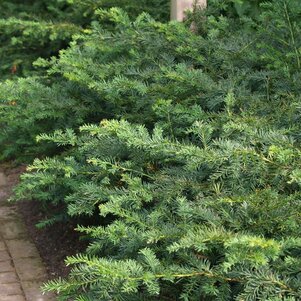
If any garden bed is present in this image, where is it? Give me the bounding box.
[18,199,87,279]
[2,165,86,279]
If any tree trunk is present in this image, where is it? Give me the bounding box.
[171,0,207,21]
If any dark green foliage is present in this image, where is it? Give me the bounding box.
[0,9,214,160]
[258,0,301,74]
[67,0,170,23]
[206,0,264,18]
[0,0,169,79]
[2,0,301,300]
[0,0,80,79]
[0,2,169,161]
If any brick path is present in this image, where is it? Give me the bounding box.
[0,170,55,301]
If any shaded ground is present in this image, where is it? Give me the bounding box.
[19,200,87,278]
[2,164,87,279]
[0,165,55,300]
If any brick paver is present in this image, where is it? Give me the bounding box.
[0,170,56,301]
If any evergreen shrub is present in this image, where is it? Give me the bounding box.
[10,0,301,299]
[0,1,169,160]
[0,0,169,79]
[1,0,301,300]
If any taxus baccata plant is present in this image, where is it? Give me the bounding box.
[0,4,170,161]
[7,0,301,299]
[0,0,80,79]
[0,0,169,79]
[21,117,301,300]
[2,0,298,161]
[0,9,221,161]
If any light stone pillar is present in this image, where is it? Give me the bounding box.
[171,0,207,21]
[0,172,6,187]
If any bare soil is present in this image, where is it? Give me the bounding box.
[1,164,86,279]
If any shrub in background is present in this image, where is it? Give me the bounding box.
[0,10,214,160]
[0,2,170,160]
[0,0,80,79]
[0,0,169,79]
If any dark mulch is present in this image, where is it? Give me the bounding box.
[3,164,87,279]
[18,200,87,279]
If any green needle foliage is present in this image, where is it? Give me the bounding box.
[2,0,301,300]
[0,2,169,160]
[0,0,169,79]
[24,116,301,300]
[0,0,80,79]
